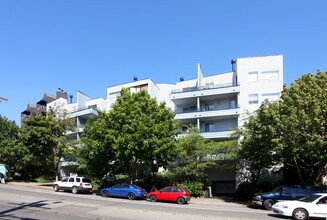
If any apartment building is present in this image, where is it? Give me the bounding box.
[105,55,283,194]
[173,55,283,140]
[21,54,283,192]
[21,89,68,125]
[46,90,106,177]
[169,55,283,194]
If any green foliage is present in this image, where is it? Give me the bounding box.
[236,182,256,201]
[277,70,327,184]
[20,109,76,180]
[179,181,204,197]
[236,101,281,184]
[0,115,26,179]
[174,127,238,184]
[237,70,327,185]
[79,89,179,181]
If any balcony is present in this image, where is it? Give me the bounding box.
[178,130,235,140]
[171,83,240,102]
[175,107,240,120]
[67,106,99,119]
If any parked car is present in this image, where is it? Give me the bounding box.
[252,186,312,210]
[53,176,93,194]
[100,183,147,200]
[272,193,327,220]
[147,186,191,204]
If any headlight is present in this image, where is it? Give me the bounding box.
[255,196,261,200]
[274,204,288,209]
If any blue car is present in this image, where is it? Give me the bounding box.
[100,183,147,200]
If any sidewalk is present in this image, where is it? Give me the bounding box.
[190,196,248,208]
[7,181,248,208]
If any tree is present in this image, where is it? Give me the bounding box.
[236,101,281,185]
[0,115,27,179]
[174,127,238,184]
[79,89,179,182]
[20,109,76,180]
[277,70,327,184]
[237,70,327,185]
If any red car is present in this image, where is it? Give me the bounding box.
[147,186,191,204]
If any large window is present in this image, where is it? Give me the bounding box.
[248,71,258,82]
[249,94,259,104]
[261,70,279,81]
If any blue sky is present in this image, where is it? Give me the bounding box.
[1,0,326,126]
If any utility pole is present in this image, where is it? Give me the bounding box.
[0,97,8,102]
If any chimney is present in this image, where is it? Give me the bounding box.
[133,76,138,81]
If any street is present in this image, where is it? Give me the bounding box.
[0,183,281,220]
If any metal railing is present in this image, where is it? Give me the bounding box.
[171,82,240,94]
[175,105,240,114]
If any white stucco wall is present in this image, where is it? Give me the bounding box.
[236,55,283,127]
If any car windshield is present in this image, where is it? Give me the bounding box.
[299,194,321,202]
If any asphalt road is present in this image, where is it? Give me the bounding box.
[0,183,281,220]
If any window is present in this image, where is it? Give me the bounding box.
[205,123,214,132]
[69,178,75,182]
[248,71,258,82]
[204,103,214,111]
[249,94,259,104]
[261,70,279,81]
[163,187,172,192]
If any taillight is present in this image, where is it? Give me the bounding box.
[80,182,83,186]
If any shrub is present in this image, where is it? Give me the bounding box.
[179,181,204,197]
[236,182,256,201]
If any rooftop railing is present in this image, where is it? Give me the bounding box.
[171,82,239,94]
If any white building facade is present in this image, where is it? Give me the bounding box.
[25,54,283,191]
[104,55,283,195]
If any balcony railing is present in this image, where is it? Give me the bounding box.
[175,106,240,114]
[68,105,97,114]
[171,82,240,94]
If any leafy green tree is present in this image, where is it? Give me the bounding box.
[277,70,327,184]
[79,88,179,182]
[0,115,27,179]
[237,70,326,185]
[174,127,238,184]
[236,101,281,185]
[20,109,76,180]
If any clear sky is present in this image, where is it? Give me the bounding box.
[0,0,326,126]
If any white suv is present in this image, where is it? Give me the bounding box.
[53,176,93,194]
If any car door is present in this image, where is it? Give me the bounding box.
[280,188,298,200]
[120,184,130,197]
[159,187,174,201]
[311,196,327,218]
[58,177,69,190]
[110,184,122,197]
[66,177,75,190]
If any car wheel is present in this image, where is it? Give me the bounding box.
[102,190,109,197]
[72,186,78,194]
[128,193,135,200]
[263,199,274,210]
[53,185,59,192]
[149,195,157,202]
[177,197,185,205]
[292,208,308,220]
